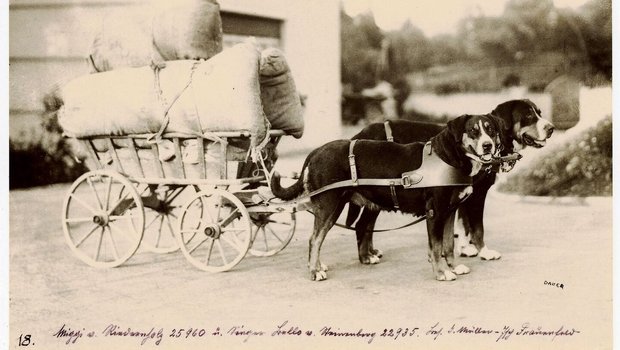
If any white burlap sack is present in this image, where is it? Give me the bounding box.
[89,0,223,72]
[59,42,268,148]
[259,48,304,138]
[151,0,223,61]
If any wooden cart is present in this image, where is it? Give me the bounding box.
[61,130,298,272]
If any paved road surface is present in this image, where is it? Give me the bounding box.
[8,161,612,349]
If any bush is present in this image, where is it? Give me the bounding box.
[9,112,87,189]
[497,116,612,196]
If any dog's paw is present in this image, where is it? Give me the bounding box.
[371,248,384,258]
[452,264,470,275]
[436,270,457,281]
[310,269,328,281]
[460,244,479,257]
[479,246,501,260]
[360,254,381,265]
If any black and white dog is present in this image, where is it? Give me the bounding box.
[346,99,554,264]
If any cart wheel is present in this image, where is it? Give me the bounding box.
[177,189,252,272]
[62,170,144,268]
[249,212,296,257]
[135,185,190,254]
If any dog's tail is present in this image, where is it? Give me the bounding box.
[270,170,305,201]
[345,203,361,227]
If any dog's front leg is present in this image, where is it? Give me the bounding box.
[426,201,456,281]
[443,210,470,276]
[462,178,502,260]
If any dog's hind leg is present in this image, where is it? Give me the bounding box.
[308,194,347,281]
[355,209,381,264]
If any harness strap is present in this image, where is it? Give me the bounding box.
[389,182,399,209]
[384,121,394,142]
[296,175,465,203]
[349,140,359,186]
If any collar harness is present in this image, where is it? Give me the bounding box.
[347,138,472,208]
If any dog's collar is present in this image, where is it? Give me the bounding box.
[465,151,522,173]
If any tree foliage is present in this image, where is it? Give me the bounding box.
[340,0,611,90]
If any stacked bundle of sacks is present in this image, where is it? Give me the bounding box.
[54,0,303,177]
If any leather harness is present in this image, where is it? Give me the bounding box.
[285,121,520,209]
[347,138,472,208]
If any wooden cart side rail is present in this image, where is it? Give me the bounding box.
[74,129,287,141]
[124,175,266,186]
[75,129,287,182]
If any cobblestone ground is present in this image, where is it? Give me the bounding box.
[8,155,612,349]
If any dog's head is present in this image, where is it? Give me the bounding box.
[492,99,554,151]
[435,114,504,176]
[456,114,503,162]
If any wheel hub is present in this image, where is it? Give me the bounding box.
[93,212,109,226]
[203,224,221,239]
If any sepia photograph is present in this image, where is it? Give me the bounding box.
[4,0,613,348]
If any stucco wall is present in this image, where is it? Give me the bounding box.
[9,0,341,148]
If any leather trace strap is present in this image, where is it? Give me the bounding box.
[384,121,394,142]
[389,182,400,209]
[349,140,359,186]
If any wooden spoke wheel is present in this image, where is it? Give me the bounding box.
[177,189,252,272]
[62,170,144,268]
[249,212,296,257]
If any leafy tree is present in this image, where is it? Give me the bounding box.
[340,10,383,89]
[384,20,433,79]
[578,0,612,80]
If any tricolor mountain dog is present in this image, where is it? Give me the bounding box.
[270,114,504,281]
[347,99,554,264]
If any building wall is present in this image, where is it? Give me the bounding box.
[9,0,341,148]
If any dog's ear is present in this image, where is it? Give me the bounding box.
[446,114,470,142]
[491,100,517,131]
[489,114,507,150]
